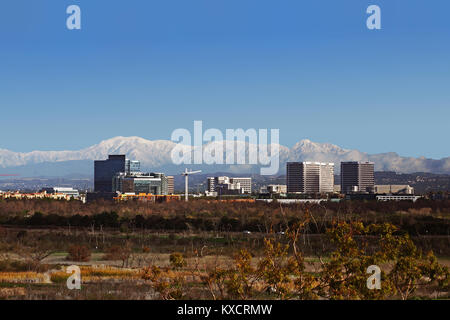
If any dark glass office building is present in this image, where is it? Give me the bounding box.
[340,161,375,194]
[94,155,126,192]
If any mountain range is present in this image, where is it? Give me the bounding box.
[0,136,448,177]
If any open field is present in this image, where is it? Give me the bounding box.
[0,226,449,300]
[0,199,449,300]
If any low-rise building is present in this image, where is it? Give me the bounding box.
[114,193,181,203]
[230,178,252,193]
[41,187,80,199]
[113,172,169,195]
[0,190,81,201]
[257,199,327,204]
[267,184,287,194]
[215,183,244,195]
[206,176,252,195]
[376,195,421,202]
[374,185,414,195]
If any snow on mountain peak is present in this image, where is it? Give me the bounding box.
[0,136,448,174]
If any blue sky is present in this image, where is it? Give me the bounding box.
[0,0,449,158]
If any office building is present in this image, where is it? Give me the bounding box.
[341,161,375,194]
[112,172,169,195]
[286,162,334,194]
[215,183,244,195]
[376,195,421,202]
[229,178,252,194]
[167,176,174,194]
[126,160,141,174]
[267,185,287,194]
[374,185,414,195]
[207,177,216,192]
[206,176,252,195]
[1,190,81,201]
[287,162,303,193]
[94,155,126,192]
[319,163,335,193]
[94,155,143,192]
[41,187,80,199]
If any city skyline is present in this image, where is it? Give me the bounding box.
[0,0,449,306]
[0,1,449,159]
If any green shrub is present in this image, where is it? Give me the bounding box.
[169,252,186,270]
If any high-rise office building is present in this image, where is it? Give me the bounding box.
[319,163,335,193]
[287,162,303,193]
[94,155,142,192]
[286,162,334,194]
[207,177,216,192]
[340,161,375,194]
[94,155,126,192]
[167,176,174,194]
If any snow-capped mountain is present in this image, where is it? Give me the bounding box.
[0,136,448,176]
[288,139,368,163]
[0,137,177,168]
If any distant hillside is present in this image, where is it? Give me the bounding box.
[374,171,450,193]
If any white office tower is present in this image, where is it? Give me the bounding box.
[229,177,252,194]
[287,162,334,194]
[319,163,334,193]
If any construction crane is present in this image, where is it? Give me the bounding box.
[181,168,201,202]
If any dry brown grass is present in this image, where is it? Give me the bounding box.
[0,271,49,283]
[0,287,27,298]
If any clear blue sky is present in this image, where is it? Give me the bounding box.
[0,0,449,158]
